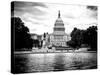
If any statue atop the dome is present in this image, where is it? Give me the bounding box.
[58,10,60,18]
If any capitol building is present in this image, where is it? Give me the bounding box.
[49,11,70,47]
[31,11,70,48]
[31,11,97,48]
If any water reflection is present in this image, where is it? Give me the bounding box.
[53,54,66,71]
[14,53,97,73]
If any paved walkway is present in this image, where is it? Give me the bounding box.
[14,50,96,54]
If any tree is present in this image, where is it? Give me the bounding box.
[85,26,97,51]
[11,17,33,50]
[68,28,83,49]
[67,40,78,49]
[67,26,97,51]
[33,39,39,48]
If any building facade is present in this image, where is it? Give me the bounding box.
[31,34,43,47]
[49,11,69,47]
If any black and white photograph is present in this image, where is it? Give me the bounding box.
[11,1,98,74]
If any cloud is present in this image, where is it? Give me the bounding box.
[11,1,47,17]
[12,1,47,10]
[16,1,46,7]
[87,6,97,11]
[12,1,48,28]
[12,2,98,34]
[63,13,75,19]
[86,6,98,19]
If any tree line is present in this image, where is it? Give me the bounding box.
[67,26,97,51]
[12,17,33,51]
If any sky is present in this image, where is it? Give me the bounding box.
[12,1,98,34]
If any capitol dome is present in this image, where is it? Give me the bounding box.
[54,11,64,26]
[53,11,65,33]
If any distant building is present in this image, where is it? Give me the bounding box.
[49,11,70,47]
[31,34,42,41]
[31,34,38,40]
[31,34,42,47]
